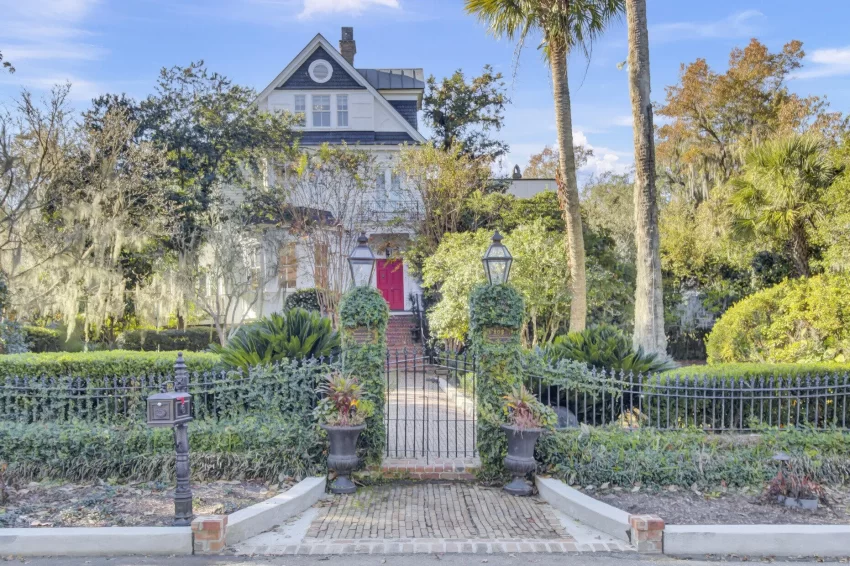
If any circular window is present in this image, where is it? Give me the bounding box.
[308,60,333,84]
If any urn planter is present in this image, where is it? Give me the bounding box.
[321,423,366,495]
[501,424,543,497]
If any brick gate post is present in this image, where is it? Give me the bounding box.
[339,285,389,466]
[468,283,525,480]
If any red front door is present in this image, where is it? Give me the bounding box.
[376,259,405,311]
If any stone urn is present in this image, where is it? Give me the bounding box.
[501,424,543,497]
[321,423,366,494]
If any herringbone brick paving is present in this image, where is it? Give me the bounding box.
[306,483,569,540]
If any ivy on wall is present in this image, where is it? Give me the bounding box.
[338,286,389,465]
[469,283,525,480]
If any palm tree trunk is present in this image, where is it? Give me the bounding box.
[790,221,810,277]
[549,37,587,332]
[627,0,667,355]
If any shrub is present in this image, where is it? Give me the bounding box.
[537,426,850,488]
[284,288,322,312]
[544,325,675,373]
[706,274,850,364]
[22,326,62,353]
[0,416,324,483]
[118,328,213,352]
[212,308,339,371]
[661,362,850,380]
[0,321,29,354]
[0,350,221,383]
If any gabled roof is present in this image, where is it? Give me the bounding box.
[255,34,426,144]
[357,68,425,90]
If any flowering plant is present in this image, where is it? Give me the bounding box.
[315,372,374,426]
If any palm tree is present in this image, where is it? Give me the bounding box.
[730,134,842,278]
[625,0,665,354]
[466,0,625,332]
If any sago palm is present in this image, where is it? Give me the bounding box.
[730,134,842,277]
[465,0,625,332]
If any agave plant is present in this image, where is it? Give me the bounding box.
[213,308,340,371]
[544,325,675,373]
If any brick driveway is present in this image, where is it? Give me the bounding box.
[307,483,568,540]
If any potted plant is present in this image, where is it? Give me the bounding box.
[501,385,556,496]
[316,373,374,495]
[766,470,824,510]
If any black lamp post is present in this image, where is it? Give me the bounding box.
[482,230,513,285]
[146,353,193,526]
[348,232,376,288]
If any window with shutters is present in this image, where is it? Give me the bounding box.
[314,242,329,289]
[279,242,297,289]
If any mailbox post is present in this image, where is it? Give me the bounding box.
[147,352,193,526]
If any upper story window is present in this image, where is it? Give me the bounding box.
[312,95,331,127]
[337,94,349,128]
[308,60,333,84]
[294,95,306,127]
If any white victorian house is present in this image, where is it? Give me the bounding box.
[220,28,427,329]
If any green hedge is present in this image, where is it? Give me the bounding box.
[706,274,850,364]
[0,416,325,483]
[537,426,850,488]
[0,350,221,382]
[22,326,62,353]
[661,362,850,380]
[118,328,214,352]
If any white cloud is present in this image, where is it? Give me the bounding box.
[610,115,633,127]
[298,0,399,19]
[508,131,632,182]
[793,46,850,79]
[0,0,104,62]
[651,10,764,43]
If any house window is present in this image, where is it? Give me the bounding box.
[314,243,329,289]
[337,95,349,127]
[375,169,387,200]
[308,59,333,84]
[389,171,403,206]
[312,95,331,128]
[279,242,297,289]
[294,95,306,127]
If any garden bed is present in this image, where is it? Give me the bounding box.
[585,485,850,525]
[0,478,296,528]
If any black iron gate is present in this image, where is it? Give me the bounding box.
[384,349,477,461]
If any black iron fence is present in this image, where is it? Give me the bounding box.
[526,367,850,431]
[0,357,337,425]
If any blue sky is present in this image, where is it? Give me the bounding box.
[3,0,850,181]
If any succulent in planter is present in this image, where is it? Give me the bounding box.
[501,385,556,496]
[766,470,825,510]
[315,373,374,494]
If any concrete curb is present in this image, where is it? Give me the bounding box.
[0,526,192,557]
[664,524,850,557]
[225,476,326,546]
[535,476,631,542]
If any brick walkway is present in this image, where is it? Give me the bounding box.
[307,483,567,540]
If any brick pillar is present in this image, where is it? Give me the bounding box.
[629,514,664,554]
[192,515,227,554]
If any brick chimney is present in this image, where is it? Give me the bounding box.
[339,27,356,66]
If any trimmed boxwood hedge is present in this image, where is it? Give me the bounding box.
[0,350,221,382]
[118,328,214,352]
[22,326,62,353]
[537,426,850,488]
[660,362,850,381]
[0,416,325,483]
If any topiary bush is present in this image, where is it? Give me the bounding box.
[212,308,339,372]
[0,350,221,384]
[22,326,62,353]
[284,288,322,312]
[544,324,675,373]
[118,328,214,352]
[706,274,850,364]
[662,362,850,381]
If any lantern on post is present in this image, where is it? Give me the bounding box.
[146,352,194,526]
[482,230,513,285]
[348,232,376,288]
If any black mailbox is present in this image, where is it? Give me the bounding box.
[146,390,193,427]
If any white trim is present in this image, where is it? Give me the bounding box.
[255,34,426,143]
[308,59,333,83]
